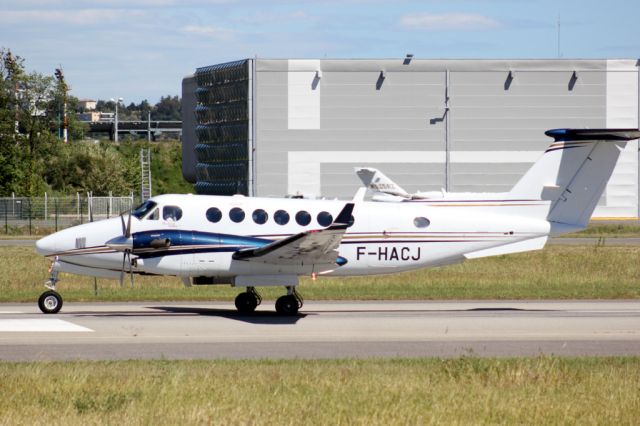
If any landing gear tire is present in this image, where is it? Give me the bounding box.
[38,290,63,314]
[235,291,258,313]
[275,295,299,315]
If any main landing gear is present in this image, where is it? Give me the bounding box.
[275,286,303,315]
[234,286,303,315]
[234,286,262,313]
[38,258,63,314]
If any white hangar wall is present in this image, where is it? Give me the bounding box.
[183,58,640,219]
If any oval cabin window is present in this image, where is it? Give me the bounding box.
[295,211,311,226]
[414,217,430,228]
[229,207,245,223]
[252,209,268,224]
[206,207,222,223]
[317,211,333,227]
[274,210,290,225]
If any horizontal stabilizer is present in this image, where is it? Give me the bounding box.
[545,128,640,142]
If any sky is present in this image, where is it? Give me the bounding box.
[1,0,639,104]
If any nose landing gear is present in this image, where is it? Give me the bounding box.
[38,257,63,314]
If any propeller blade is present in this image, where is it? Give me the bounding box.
[125,211,132,238]
[120,214,126,235]
[128,252,134,287]
[119,252,126,287]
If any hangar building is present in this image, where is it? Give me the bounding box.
[182,58,640,218]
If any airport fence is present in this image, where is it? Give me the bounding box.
[0,193,136,235]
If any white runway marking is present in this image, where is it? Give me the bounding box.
[0,311,24,314]
[0,319,93,332]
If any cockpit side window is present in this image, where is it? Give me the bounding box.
[163,205,183,221]
[132,201,157,219]
[147,208,159,220]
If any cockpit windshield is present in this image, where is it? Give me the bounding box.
[131,201,158,219]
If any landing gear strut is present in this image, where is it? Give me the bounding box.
[38,257,63,314]
[275,286,303,315]
[234,287,262,313]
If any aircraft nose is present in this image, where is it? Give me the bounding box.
[35,234,57,255]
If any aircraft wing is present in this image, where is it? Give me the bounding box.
[232,203,354,266]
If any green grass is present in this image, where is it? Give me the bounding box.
[0,358,639,425]
[564,223,640,238]
[1,243,639,303]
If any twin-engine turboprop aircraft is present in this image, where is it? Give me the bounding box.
[35,128,640,315]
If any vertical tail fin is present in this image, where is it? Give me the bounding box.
[510,128,640,227]
[355,167,411,198]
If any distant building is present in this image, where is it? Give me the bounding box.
[78,99,97,111]
[99,112,114,122]
[182,58,640,218]
[77,111,101,122]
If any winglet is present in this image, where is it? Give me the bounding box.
[330,203,354,229]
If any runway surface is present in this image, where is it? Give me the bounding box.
[1,300,639,361]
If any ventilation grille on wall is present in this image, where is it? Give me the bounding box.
[193,60,250,196]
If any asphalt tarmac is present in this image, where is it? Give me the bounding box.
[1,301,639,361]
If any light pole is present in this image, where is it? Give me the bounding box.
[110,97,123,142]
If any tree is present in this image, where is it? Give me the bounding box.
[8,67,60,195]
[0,48,85,195]
[65,96,89,140]
[139,99,152,120]
[0,50,23,194]
[154,95,181,120]
[42,140,140,195]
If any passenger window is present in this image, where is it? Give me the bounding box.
[317,211,333,227]
[252,209,268,224]
[163,206,183,221]
[229,207,245,223]
[295,211,311,226]
[147,208,159,220]
[206,207,222,223]
[274,210,290,225]
[414,217,430,228]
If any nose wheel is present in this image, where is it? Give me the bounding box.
[39,256,63,314]
[38,290,63,314]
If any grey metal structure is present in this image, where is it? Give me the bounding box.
[183,58,640,218]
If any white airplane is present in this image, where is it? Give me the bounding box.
[35,128,640,315]
[356,168,461,201]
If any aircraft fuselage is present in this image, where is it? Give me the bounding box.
[36,193,551,280]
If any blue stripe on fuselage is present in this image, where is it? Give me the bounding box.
[132,230,273,258]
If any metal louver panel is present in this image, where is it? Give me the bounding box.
[193,60,250,195]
